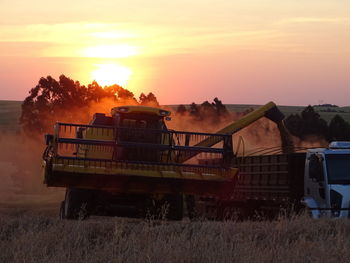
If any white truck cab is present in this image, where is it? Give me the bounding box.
[303,141,350,218]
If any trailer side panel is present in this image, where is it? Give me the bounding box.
[233,153,306,206]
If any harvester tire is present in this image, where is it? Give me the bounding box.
[59,201,65,219]
[166,194,183,221]
[62,188,91,220]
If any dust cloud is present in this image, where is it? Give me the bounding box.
[0,133,64,206]
[169,111,328,157]
[0,98,160,206]
[232,118,328,156]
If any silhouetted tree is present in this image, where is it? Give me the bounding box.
[285,114,303,138]
[189,103,200,119]
[300,106,328,138]
[285,105,329,140]
[176,104,187,115]
[181,98,230,123]
[200,101,216,118]
[212,97,230,117]
[328,115,350,141]
[108,84,136,103]
[20,75,134,135]
[139,92,159,107]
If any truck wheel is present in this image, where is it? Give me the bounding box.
[62,188,91,220]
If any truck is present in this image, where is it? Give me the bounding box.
[42,102,284,220]
[228,142,350,219]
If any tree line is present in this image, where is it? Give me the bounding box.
[285,105,350,141]
[175,98,231,124]
[20,75,350,142]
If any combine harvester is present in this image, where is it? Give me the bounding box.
[43,102,350,219]
[43,102,283,219]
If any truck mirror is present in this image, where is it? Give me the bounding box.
[309,154,324,182]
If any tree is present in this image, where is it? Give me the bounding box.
[20,75,134,135]
[200,101,216,118]
[329,115,350,141]
[176,104,187,115]
[300,106,328,138]
[285,105,328,140]
[189,102,200,119]
[183,98,230,123]
[285,114,303,138]
[139,92,159,107]
[212,97,230,118]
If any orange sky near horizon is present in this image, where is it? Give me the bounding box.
[1,0,350,106]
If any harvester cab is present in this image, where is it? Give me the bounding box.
[75,106,172,162]
[111,106,171,163]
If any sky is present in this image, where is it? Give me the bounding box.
[0,0,350,106]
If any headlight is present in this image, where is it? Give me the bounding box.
[118,107,129,113]
[159,110,170,116]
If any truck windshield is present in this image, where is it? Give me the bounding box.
[326,154,350,184]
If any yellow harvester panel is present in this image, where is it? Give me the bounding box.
[77,127,114,159]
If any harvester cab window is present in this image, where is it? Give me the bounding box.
[119,114,161,129]
[116,114,163,162]
[121,119,147,129]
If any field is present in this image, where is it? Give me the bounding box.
[1,205,350,262]
[1,100,350,262]
[0,101,22,132]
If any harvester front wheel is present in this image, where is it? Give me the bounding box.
[59,201,65,219]
[61,188,91,220]
[165,194,183,221]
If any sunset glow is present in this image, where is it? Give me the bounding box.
[91,64,132,87]
[82,45,138,59]
[1,1,350,105]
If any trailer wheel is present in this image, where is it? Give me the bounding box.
[62,188,91,220]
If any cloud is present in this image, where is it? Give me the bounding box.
[3,17,346,59]
[277,17,350,25]
[0,22,288,58]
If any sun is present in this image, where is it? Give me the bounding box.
[91,63,132,87]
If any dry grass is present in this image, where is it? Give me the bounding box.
[1,208,350,263]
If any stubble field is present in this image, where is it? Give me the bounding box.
[1,205,350,263]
